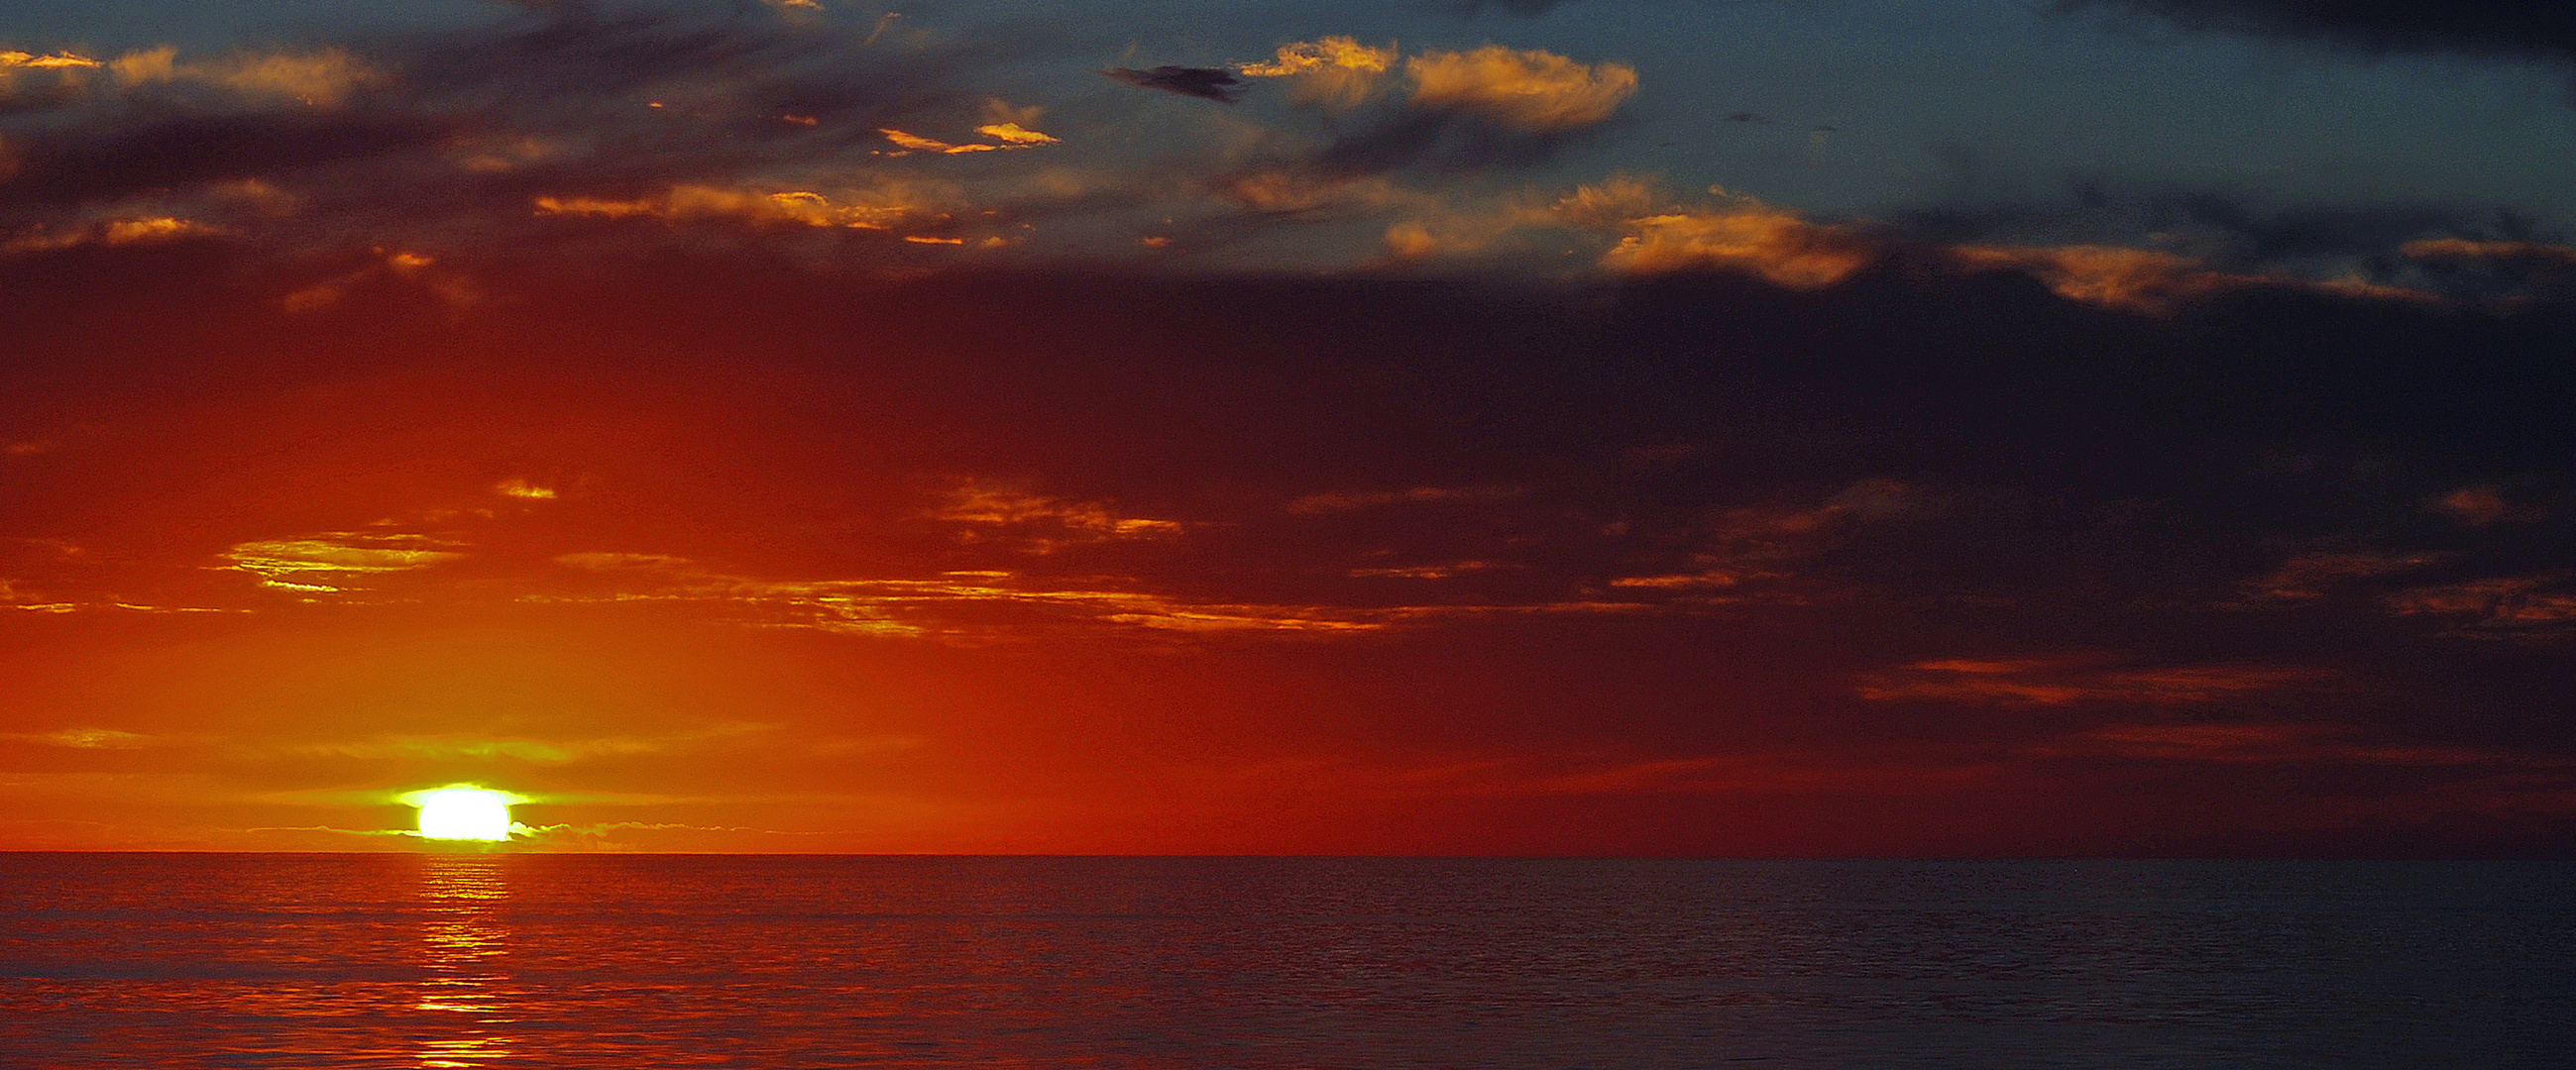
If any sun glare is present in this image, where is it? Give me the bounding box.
[403,786,518,842]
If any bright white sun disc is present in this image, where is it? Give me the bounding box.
[408,787,514,841]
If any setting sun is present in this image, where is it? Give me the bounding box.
[403,787,518,842]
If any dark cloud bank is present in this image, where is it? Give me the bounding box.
[2064,0,2576,63]
[1102,65,1244,103]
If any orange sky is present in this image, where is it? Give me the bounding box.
[6,2,2576,856]
[0,253,2569,856]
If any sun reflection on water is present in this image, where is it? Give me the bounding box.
[416,855,516,1069]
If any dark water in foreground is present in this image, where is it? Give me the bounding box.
[1,856,2570,1068]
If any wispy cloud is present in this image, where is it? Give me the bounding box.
[2032,720,2510,767]
[1858,655,2327,706]
[1285,484,1525,513]
[222,532,465,593]
[2383,573,2576,637]
[287,722,797,764]
[0,727,162,749]
[928,482,1185,550]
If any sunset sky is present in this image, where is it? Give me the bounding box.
[4,0,2574,854]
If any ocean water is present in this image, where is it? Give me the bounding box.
[1,856,2569,1069]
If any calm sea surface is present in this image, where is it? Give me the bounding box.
[2,855,2569,1068]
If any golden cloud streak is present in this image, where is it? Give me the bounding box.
[930,484,1185,549]
[0,727,157,749]
[881,125,1060,155]
[0,50,101,69]
[974,122,1059,146]
[223,534,464,591]
[293,723,777,764]
[2,217,223,255]
[534,185,923,230]
[526,553,1682,640]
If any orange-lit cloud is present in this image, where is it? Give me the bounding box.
[533,185,929,230]
[974,122,1059,146]
[2404,238,2576,268]
[881,128,999,154]
[222,533,465,593]
[1,216,223,255]
[1376,175,1653,260]
[1237,36,1398,111]
[930,483,1184,548]
[1,50,102,70]
[522,561,1414,638]
[107,46,383,107]
[278,247,478,312]
[0,727,158,749]
[1504,179,2447,311]
[1238,36,1399,78]
[1404,45,1638,131]
[1602,203,1879,287]
[880,124,1059,155]
[1950,244,2426,314]
[520,548,1691,640]
[289,722,791,764]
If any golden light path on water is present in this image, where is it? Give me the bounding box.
[417,855,515,1069]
